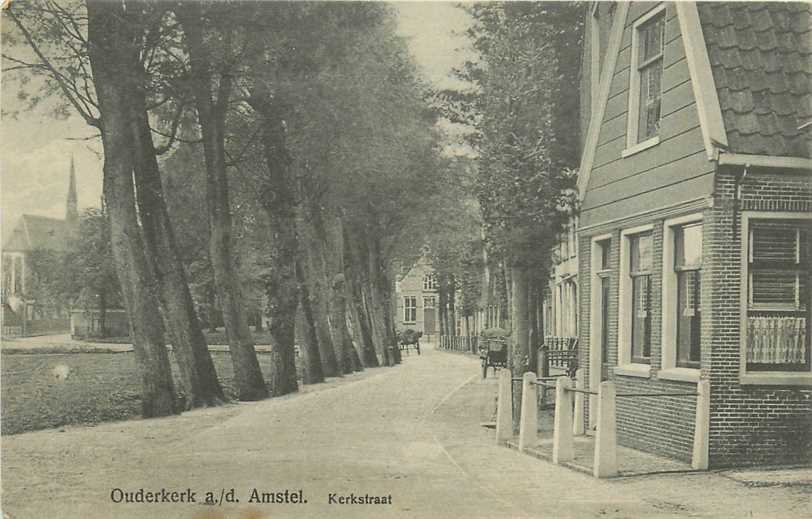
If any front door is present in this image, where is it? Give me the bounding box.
[424,306,436,335]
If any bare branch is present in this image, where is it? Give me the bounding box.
[153,101,189,155]
[225,124,261,168]
[150,128,202,146]
[65,133,101,141]
[6,9,100,127]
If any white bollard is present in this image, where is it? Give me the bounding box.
[553,376,575,463]
[593,381,618,478]
[692,379,710,470]
[518,371,538,452]
[574,369,586,436]
[495,369,513,445]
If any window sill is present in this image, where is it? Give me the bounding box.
[740,373,812,386]
[614,364,652,378]
[658,367,700,383]
[621,136,660,158]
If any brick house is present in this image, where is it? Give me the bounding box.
[576,1,810,467]
[394,255,440,338]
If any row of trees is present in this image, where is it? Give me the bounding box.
[434,2,584,374]
[4,1,457,416]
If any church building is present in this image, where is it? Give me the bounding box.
[2,159,79,331]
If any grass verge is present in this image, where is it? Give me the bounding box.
[1,350,295,435]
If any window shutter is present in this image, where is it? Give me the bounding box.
[751,270,797,306]
[751,224,797,264]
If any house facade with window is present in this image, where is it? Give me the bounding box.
[577,1,811,467]
[542,217,580,341]
[394,255,439,337]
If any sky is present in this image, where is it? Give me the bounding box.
[0,1,474,240]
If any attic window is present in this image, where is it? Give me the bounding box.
[626,6,666,152]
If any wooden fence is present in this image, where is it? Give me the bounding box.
[438,335,479,353]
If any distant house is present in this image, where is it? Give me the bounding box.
[576,1,810,468]
[394,255,439,337]
[542,216,580,341]
[2,159,79,334]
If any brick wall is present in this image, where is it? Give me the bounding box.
[706,168,812,468]
[579,224,698,463]
[578,166,812,467]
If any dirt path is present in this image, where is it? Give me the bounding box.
[2,346,809,518]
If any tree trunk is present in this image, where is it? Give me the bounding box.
[207,285,218,333]
[527,277,540,374]
[253,97,299,397]
[502,261,512,328]
[367,235,395,365]
[86,0,176,418]
[509,265,530,432]
[342,221,378,367]
[449,275,457,337]
[295,256,324,384]
[128,55,225,409]
[179,7,267,401]
[438,283,449,337]
[298,211,340,377]
[332,273,362,371]
[312,213,356,374]
[510,265,530,373]
[348,227,388,365]
[254,308,263,331]
[327,216,362,371]
[99,290,107,337]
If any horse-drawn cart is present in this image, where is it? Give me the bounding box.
[479,337,508,378]
[397,329,422,355]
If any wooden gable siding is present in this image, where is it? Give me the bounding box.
[579,4,593,157]
[581,2,715,229]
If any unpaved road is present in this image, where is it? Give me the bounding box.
[2,345,809,518]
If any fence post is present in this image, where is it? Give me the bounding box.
[553,376,575,463]
[692,379,710,470]
[518,371,538,452]
[573,368,585,436]
[539,345,550,378]
[593,381,617,478]
[495,369,513,445]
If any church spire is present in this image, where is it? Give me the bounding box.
[66,155,78,224]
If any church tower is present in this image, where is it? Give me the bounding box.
[66,156,78,225]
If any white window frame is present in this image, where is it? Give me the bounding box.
[589,233,613,425]
[660,213,703,383]
[740,211,812,386]
[423,272,437,291]
[403,296,417,324]
[616,223,654,378]
[624,3,667,158]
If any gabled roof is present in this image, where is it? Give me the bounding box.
[577,1,810,201]
[698,2,811,158]
[2,215,71,253]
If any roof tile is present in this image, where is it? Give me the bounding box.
[699,2,811,157]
